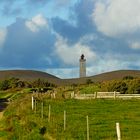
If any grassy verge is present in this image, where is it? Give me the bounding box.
[1,94,140,140]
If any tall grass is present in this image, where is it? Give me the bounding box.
[1,94,140,140]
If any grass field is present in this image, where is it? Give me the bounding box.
[0,93,140,140]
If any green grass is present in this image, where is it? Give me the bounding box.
[1,94,140,140]
[45,99,140,140]
[0,91,13,99]
[0,91,23,100]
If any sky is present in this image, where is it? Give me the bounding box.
[0,0,140,79]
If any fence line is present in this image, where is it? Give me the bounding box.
[30,93,137,139]
[30,100,131,139]
[74,92,140,99]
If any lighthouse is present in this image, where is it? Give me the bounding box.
[79,54,86,78]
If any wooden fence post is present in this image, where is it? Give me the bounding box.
[95,92,97,99]
[64,110,66,131]
[114,91,116,99]
[32,96,34,110]
[71,91,74,99]
[53,93,56,99]
[35,99,36,114]
[116,122,121,140]
[48,104,51,122]
[86,115,89,140]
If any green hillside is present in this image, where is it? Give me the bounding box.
[0,92,140,140]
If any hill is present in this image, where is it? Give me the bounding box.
[0,70,140,85]
[64,70,140,84]
[0,70,59,80]
[0,70,62,85]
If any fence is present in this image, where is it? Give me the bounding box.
[31,99,122,140]
[73,92,140,99]
[29,95,140,140]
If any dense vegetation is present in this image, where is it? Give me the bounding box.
[100,76,140,94]
[0,78,55,91]
[78,76,140,94]
[0,75,140,94]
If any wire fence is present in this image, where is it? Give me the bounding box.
[31,97,124,140]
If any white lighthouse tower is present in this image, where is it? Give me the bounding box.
[79,54,86,78]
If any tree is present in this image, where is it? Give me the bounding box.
[123,76,134,80]
[81,85,100,94]
[107,80,128,94]
[86,79,93,84]
[0,80,10,90]
[8,77,19,89]
[31,78,55,88]
[17,81,25,88]
[127,79,140,94]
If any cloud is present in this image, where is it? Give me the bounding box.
[93,0,140,37]
[87,52,140,77]
[46,52,140,78]
[46,67,79,79]
[0,17,56,69]
[89,57,128,75]
[79,34,98,44]
[0,0,50,16]
[25,14,48,32]
[0,0,73,18]
[129,41,140,50]
[52,0,95,43]
[27,0,49,5]
[55,0,71,7]
[0,0,23,16]
[55,34,96,66]
[0,28,7,47]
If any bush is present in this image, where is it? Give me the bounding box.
[0,80,10,90]
[81,85,99,94]
[40,126,46,135]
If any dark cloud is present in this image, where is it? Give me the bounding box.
[52,0,96,43]
[52,17,81,43]
[0,17,60,69]
[74,0,95,29]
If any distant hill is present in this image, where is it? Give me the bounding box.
[64,70,140,85]
[0,70,61,85]
[0,70,140,85]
